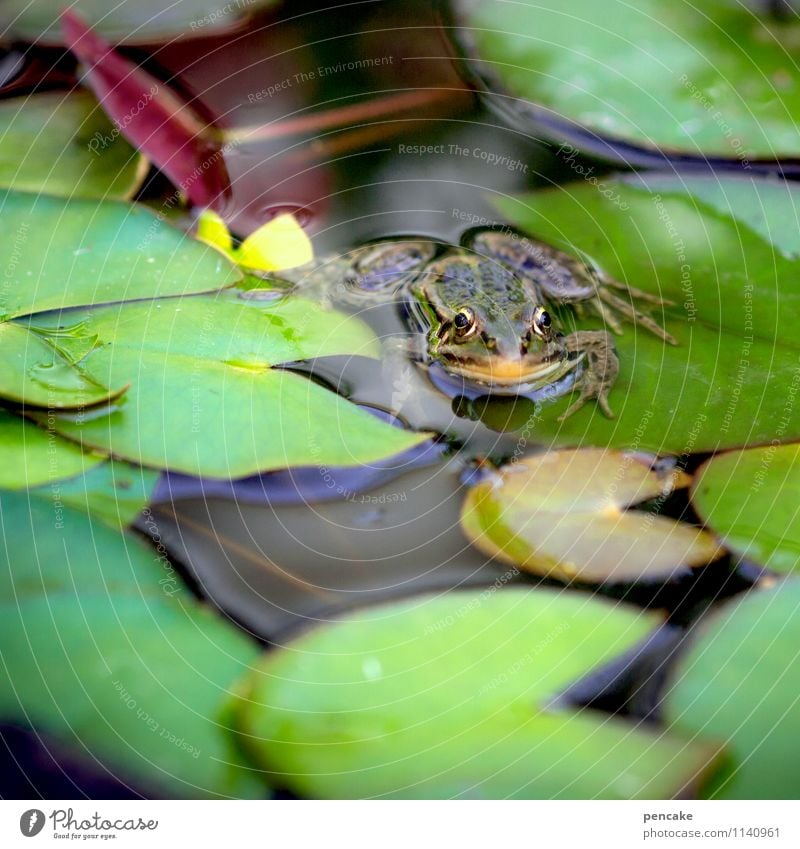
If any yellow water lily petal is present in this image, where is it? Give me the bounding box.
[196,209,233,253]
[236,213,313,271]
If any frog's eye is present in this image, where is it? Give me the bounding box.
[453,307,477,339]
[532,307,552,336]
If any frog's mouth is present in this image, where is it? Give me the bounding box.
[438,353,576,389]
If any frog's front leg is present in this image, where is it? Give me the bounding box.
[560,330,619,420]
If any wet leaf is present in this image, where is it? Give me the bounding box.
[0,91,146,198]
[35,459,160,527]
[461,0,800,160]
[62,12,230,211]
[0,410,104,489]
[0,190,242,321]
[664,580,800,799]
[2,0,277,45]
[0,321,125,408]
[29,295,430,477]
[0,489,262,798]
[231,588,723,799]
[496,174,800,452]
[692,444,800,574]
[461,449,720,583]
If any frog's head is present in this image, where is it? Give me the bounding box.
[412,254,569,388]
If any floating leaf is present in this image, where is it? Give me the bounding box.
[692,444,800,574]
[35,459,160,527]
[2,0,277,45]
[0,489,262,798]
[0,190,242,321]
[231,588,722,799]
[461,449,720,583]
[459,0,800,160]
[0,91,146,198]
[664,580,800,799]
[0,410,104,489]
[29,295,430,477]
[495,174,800,452]
[62,11,230,211]
[0,321,125,408]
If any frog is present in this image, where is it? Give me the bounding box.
[250,227,676,420]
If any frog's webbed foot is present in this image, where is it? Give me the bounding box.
[591,271,678,345]
[560,330,619,420]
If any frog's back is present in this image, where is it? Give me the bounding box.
[417,252,528,320]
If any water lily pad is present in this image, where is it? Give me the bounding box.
[692,444,800,574]
[36,459,160,527]
[461,450,720,583]
[231,589,723,799]
[0,92,146,199]
[495,174,800,452]
[0,489,262,798]
[0,489,159,602]
[29,295,429,477]
[459,0,800,160]
[0,321,124,408]
[1,0,277,45]
[664,580,800,799]
[0,410,104,489]
[0,190,242,321]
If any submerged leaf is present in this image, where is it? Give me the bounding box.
[231,588,723,799]
[461,450,720,583]
[692,444,800,574]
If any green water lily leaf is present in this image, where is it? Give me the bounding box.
[232,588,723,799]
[0,410,104,488]
[0,489,262,798]
[33,459,160,527]
[692,444,800,574]
[1,0,278,44]
[461,449,720,583]
[0,488,161,602]
[29,295,428,477]
[0,92,146,199]
[496,174,800,453]
[0,321,125,408]
[664,580,800,799]
[0,190,242,321]
[462,0,800,160]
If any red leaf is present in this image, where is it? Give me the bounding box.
[61,9,230,211]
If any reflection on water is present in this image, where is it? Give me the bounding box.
[147,455,517,641]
